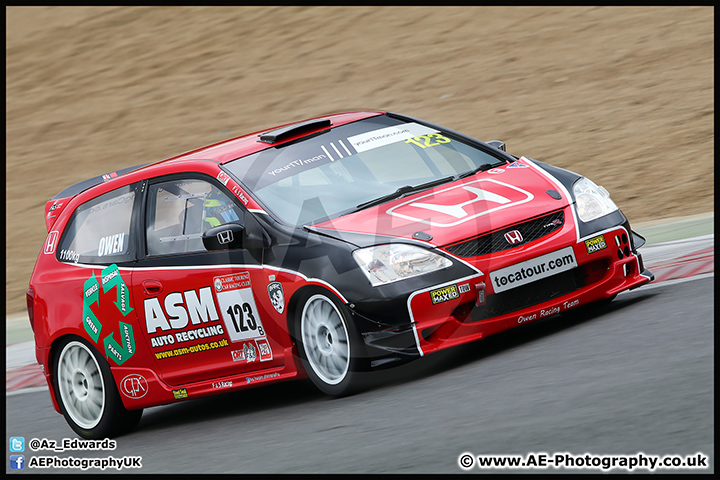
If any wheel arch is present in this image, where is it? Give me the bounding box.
[285,283,348,343]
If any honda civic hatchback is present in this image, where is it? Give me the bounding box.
[27,110,653,438]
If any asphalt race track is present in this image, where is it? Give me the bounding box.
[5,274,713,474]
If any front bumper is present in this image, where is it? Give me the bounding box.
[351,216,653,365]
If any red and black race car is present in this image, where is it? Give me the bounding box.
[27,110,653,438]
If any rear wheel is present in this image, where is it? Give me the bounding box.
[54,337,142,438]
[296,292,364,396]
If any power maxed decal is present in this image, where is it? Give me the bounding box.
[584,234,608,254]
[430,284,460,304]
[82,264,135,365]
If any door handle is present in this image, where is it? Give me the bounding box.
[142,280,163,296]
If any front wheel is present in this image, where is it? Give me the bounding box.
[53,337,142,438]
[295,292,365,396]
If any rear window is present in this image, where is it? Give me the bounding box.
[58,185,137,264]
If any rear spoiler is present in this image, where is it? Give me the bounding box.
[45,163,149,232]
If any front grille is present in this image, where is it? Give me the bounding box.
[444,210,565,258]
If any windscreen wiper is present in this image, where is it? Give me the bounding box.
[356,176,455,211]
[457,162,499,179]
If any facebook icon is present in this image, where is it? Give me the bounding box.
[9,454,25,470]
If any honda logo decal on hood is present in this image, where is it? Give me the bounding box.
[386,179,534,227]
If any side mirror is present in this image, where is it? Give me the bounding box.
[486,140,506,152]
[202,222,245,251]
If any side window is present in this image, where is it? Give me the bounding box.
[58,185,137,264]
[146,178,243,256]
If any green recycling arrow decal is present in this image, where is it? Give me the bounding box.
[104,321,135,365]
[82,273,102,343]
[101,264,133,316]
[82,264,136,365]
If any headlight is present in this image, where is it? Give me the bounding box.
[573,177,619,223]
[353,244,453,286]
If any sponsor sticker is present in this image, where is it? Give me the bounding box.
[243,341,257,362]
[212,381,233,389]
[231,349,245,362]
[246,372,280,384]
[347,122,438,153]
[584,234,608,254]
[516,298,581,324]
[430,284,460,305]
[120,374,148,399]
[506,161,529,168]
[144,286,222,343]
[256,338,273,361]
[230,340,266,363]
[172,388,188,400]
[491,246,578,293]
[46,201,63,219]
[217,171,231,185]
[268,281,285,314]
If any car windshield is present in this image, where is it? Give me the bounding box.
[223,114,507,226]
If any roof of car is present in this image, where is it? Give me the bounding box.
[162,110,384,165]
[52,110,385,200]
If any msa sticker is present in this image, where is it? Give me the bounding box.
[172,388,188,400]
[430,284,460,305]
[491,246,578,293]
[584,235,608,254]
[214,272,266,343]
[347,123,438,153]
[255,338,273,361]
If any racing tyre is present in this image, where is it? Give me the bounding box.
[53,337,142,439]
[295,291,365,397]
